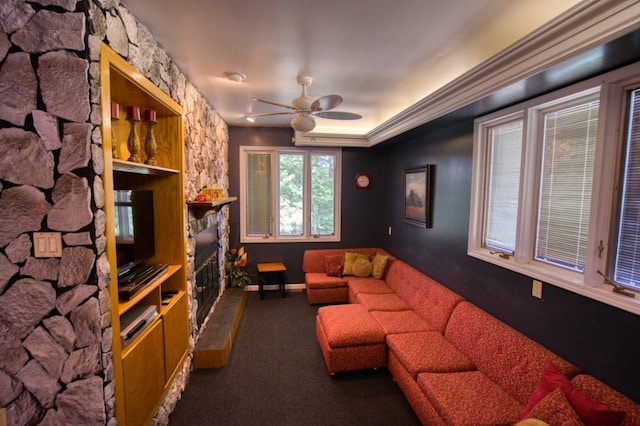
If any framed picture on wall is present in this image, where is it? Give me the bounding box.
[402,165,433,228]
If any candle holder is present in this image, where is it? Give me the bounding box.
[126,106,141,163]
[111,101,120,159]
[143,109,159,166]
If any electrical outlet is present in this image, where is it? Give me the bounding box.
[532,280,543,299]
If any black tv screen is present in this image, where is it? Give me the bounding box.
[114,190,155,269]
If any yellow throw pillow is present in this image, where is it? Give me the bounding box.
[371,253,389,279]
[343,252,369,275]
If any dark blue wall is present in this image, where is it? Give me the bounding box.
[376,115,640,404]
[227,127,386,283]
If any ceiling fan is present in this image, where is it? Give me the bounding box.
[248,75,362,132]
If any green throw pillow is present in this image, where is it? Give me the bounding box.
[343,252,369,275]
[371,253,389,279]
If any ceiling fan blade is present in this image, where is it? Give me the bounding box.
[313,111,362,120]
[249,111,297,118]
[253,98,296,111]
[311,95,343,112]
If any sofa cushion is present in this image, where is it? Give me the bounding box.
[355,292,411,311]
[371,253,389,279]
[352,257,373,277]
[386,331,476,379]
[521,361,626,426]
[370,310,437,335]
[317,304,385,348]
[325,254,344,277]
[571,375,640,426]
[347,277,393,296]
[305,272,347,289]
[525,388,583,425]
[444,301,580,404]
[417,370,523,425]
[384,261,463,333]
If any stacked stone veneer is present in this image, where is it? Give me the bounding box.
[0,1,229,425]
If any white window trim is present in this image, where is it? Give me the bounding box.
[469,62,640,316]
[239,145,342,243]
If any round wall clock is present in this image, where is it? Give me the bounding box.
[355,173,371,189]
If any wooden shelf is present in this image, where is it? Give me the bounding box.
[112,159,180,176]
[187,196,237,218]
[118,265,182,315]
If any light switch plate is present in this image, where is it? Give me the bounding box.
[33,232,62,258]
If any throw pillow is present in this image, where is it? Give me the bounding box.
[371,253,389,279]
[325,254,344,277]
[520,361,626,426]
[525,388,582,426]
[343,252,369,275]
[352,258,373,277]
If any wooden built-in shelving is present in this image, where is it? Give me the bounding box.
[100,42,189,426]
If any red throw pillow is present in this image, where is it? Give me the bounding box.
[325,254,344,277]
[520,361,625,426]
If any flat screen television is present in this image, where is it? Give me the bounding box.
[114,190,155,274]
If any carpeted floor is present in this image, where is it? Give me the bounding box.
[168,290,421,425]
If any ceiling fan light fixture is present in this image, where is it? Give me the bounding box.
[224,71,246,82]
[290,113,315,132]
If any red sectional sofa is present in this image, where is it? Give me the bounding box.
[303,248,640,426]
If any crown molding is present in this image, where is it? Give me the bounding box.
[365,0,640,146]
[293,131,369,147]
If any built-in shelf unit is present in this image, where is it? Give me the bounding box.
[100,43,189,426]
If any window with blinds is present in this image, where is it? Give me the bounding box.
[536,100,599,271]
[613,88,640,290]
[240,146,341,242]
[469,63,640,314]
[484,120,523,252]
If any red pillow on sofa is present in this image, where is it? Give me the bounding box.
[520,361,625,426]
[325,254,344,277]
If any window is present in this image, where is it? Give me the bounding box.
[240,146,341,242]
[469,62,640,314]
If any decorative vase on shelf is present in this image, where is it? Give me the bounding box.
[126,106,142,163]
[143,109,159,166]
[111,101,120,159]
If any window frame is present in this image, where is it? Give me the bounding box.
[239,145,342,243]
[468,62,640,315]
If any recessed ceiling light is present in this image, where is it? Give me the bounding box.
[224,71,246,82]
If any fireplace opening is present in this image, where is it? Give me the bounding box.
[194,223,220,327]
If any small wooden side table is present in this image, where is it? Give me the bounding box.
[256,262,287,300]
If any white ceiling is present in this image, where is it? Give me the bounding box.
[121,0,582,137]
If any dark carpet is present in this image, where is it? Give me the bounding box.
[168,290,421,425]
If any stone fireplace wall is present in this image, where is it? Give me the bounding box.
[0,1,229,425]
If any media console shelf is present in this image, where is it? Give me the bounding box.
[100,42,189,426]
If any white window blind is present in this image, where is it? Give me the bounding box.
[536,101,599,271]
[614,88,640,289]
[484,120,523,252]
[246,152,272,236]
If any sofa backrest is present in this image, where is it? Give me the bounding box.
[302,248,395,274]
[385,260,463,333]
[571,374,640,425]
[445,301,580,404]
